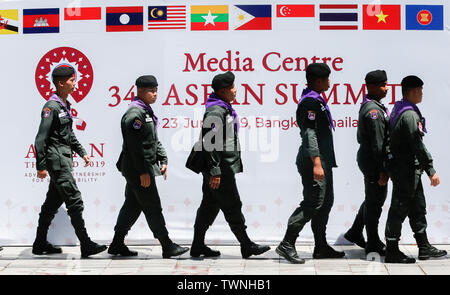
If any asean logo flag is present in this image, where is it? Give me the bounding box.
[363,5,400,30]
[232,5,271,30]
[106,6,143,32]
[23,8,59,34]
[406,5,443,31]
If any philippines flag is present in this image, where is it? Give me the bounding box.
[406,5,443,31]
[106,6,143,32]
[319,4,358,30]
[23,8,59,34]
[232,5,271,30]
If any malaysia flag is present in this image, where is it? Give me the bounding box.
[23,8,59,34]
[106,6,143,32]
[232,5,271,30]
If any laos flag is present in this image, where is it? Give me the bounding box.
[232,5,271,30]
[106,6,143,32]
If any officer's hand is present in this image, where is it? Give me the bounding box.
[83,155,91,167]
[378,172,389,186]
[37,170,48,179]
[210,176,221,189]
[429,173,440,187]
[160,164,167,180]
[313,165,325,181]
[140,173,151,188]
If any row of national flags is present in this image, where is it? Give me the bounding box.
[0,4,445,34]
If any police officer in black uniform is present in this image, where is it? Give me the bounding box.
[384,75,447,263]
[33,66,107,258]
[344,70,390,256]
[187,72,270,259]
[108,75,189,258]
[276,63,345,264]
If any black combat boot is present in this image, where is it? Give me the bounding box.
[384,240,415,263]
[313,233,345,259]
[414,233,447,260]
[76,229,107,258]
[108,231,138,257]
[276,230,305,264]
[313,244,346,259]
[344,228,366,249]
[232,228,270,258]
[365,239,386,256]
[32,226,62,255]
[0,246,2,251]
[159,236,189,258]
[190,227,220,258]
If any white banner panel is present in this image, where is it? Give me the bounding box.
[0,0,449,246]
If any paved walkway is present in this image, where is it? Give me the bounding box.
[0,245,448,275]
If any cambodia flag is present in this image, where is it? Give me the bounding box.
[233,5,271,30]
[23,8,59,34]
[106,6,143,32]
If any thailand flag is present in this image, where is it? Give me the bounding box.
[232,5,271,30]
[106,6,143,32]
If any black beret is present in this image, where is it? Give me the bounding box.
[401,75,424,88]
[365,70,387,84]
[135,75,158,88]
[212,71,235,92]
[306,63,331,79]
[52,66,75,78]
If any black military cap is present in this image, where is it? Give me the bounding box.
[135,75,158,88]
[306,63,331,78]
[365,70,387,84]
[401,75,424,88]
[212,71,235,92]
[52,66,75,78]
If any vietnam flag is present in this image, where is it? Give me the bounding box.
[363,5,400,30]
[191,5,228,31]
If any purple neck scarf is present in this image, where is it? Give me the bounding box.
[390,98,427,133]
[298,88,335,130]
[129,97,159,128]
[205,92,240,133]
[49,93,73,119]
[361,95,390,117]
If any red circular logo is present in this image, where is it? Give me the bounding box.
[417,10,432,26]
[35,47,94,103]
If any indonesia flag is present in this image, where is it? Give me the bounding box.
[64,7,101,20]
[232,5,271,30]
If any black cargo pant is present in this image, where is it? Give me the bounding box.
[37,168,86,237]
[385,167,427,241]
[286,159,334,246]
[113,175,169,239]
[349,171,387,243]
[193,173,247,238]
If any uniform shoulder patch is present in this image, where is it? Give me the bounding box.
[43,107,52,118]
[307,110,316,121]
[133,119,143,130]
[369,109,379,120]
[418,121,424,133]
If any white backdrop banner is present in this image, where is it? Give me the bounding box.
[0,0,449,246]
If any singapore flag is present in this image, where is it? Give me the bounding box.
[275,4,316,30]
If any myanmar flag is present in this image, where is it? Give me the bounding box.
[363,5,400,30]
[191,5,228,31]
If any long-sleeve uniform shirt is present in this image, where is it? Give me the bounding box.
[35,100,86,172]
[116,106,168,179]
